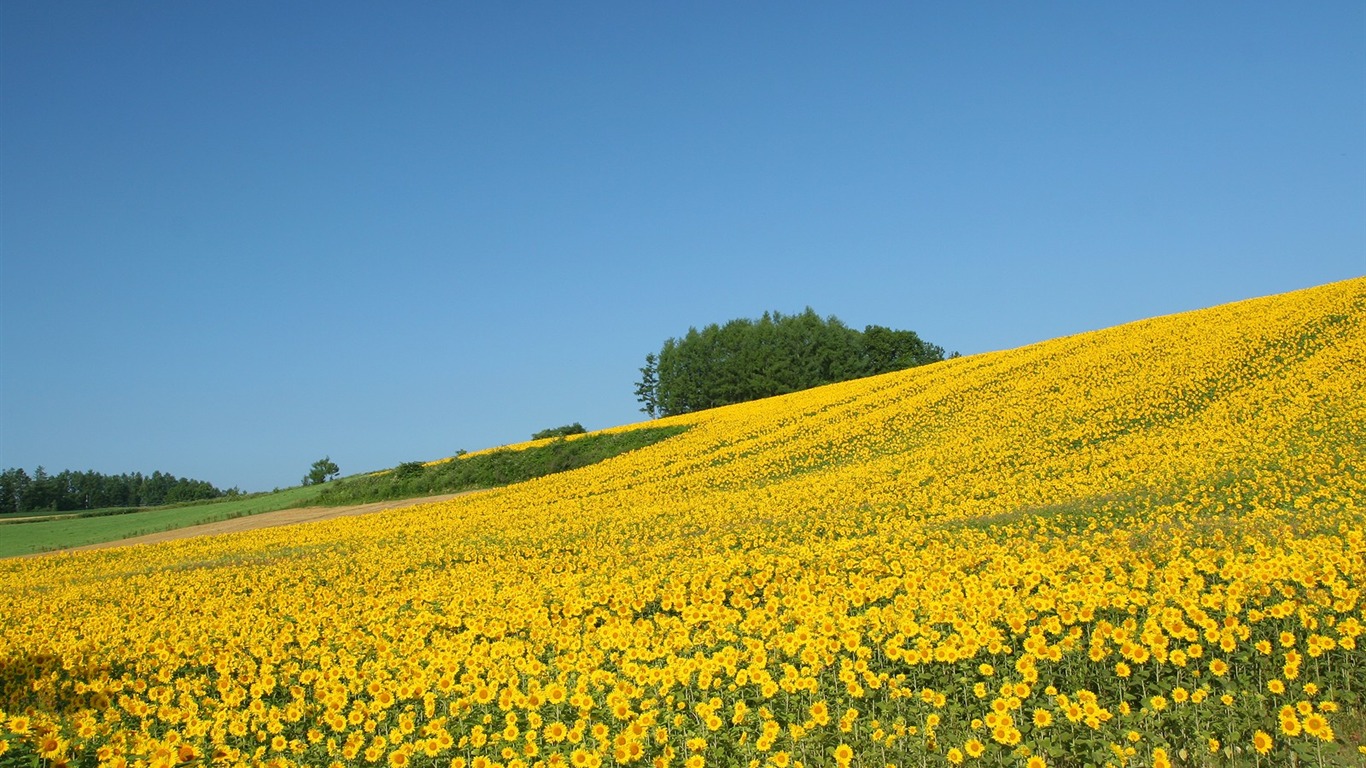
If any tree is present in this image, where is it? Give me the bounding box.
[26,466,56,512]
[304,456,340,486]
[638,309,947,417]
[0,468,30,515]
[634,353,660,418]
[532,423,588,440]
[0,466,225,513]
[862,325,944,372]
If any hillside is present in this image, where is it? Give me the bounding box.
[1,278,1363,766]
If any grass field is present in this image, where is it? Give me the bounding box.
[0,485,328,558]
[0,510,82,522]
[0,278,1362,767]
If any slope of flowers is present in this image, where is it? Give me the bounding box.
[2,278,1364,768]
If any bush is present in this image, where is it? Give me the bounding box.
[315,425,689,506]
[532,423,588,440]
[394,462,426,480]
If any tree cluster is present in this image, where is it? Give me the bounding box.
[0,466,229,515]
[532,423,588,440]
[635,308,946,418]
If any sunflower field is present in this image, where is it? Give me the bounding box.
[2,278,1364,768]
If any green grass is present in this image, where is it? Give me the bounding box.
[0,510,81,521]
[1,505,154,523]
[0,485,328,559]
[315,424,691,506]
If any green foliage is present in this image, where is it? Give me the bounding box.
[394,461,426,479]
[531,422,588,440]
[0,465,227,515]
[634,353,660,419]
[315,425,690,506]
[637,308,947,416]
[303,456,340,486]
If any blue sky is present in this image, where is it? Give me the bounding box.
[2,2,1362,492]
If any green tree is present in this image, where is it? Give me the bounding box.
[862,324,945,373]
[0,468,30,514]
[0,466,225,513]
[303,456,340,486]
[640,309,946,416]
[634,353,660,418]
[532,423,588,440]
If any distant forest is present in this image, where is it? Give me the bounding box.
[0,467,229,515]
[635,308,948,418]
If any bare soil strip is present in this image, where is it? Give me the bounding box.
[55,492,480,555]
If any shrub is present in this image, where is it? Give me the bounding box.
[531,423,588,440]
[394,462,426,480]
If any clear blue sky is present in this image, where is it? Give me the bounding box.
[2,2,1363,492]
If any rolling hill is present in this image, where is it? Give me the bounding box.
[1,277,1363,766]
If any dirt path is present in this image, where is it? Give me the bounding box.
[61,492,482,554]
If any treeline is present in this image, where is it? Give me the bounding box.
[0,467,230,515]
[635,308,947,417]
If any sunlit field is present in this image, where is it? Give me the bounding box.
[2,278,1363,767]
